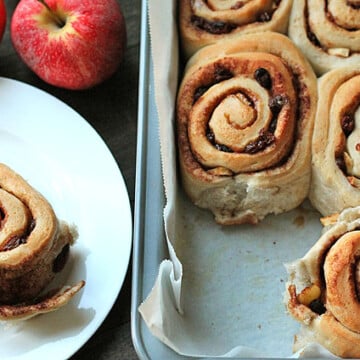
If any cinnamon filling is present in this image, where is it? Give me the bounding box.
[269,94,287,115]
[309,298,326,314]
[254,67,272,89]
[184,50,305,174]
[0,208,5,223]
[342,113,355,136]
[336,154,347,173]
[206,131,233,153]
[231,1,245,10]
[353,257,360,301]
[195,65,296,157]
[244,129,275,154]
[304,2,322,48]
[211,69,287,154]
[336,105,360,181]
[193,66,233,103]
[0,219,36,252]
[348,0,360,9]
[257,10,274,23]
[191,15,236,34]
[190,1,281,33]
[53,244,70,273]
[326,3,359,31]
[305,0,360,52]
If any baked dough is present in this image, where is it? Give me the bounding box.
[309,66,360,217]
[0,163,85,320]
[289,0,360,75]
[179,0,293,58]
[285,206,360,358]
[176,31,317,225]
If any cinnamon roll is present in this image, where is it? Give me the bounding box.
[179,0,293,58]
[285,206,360,358]
[176,32,317,225]
[289,0,360,75]
[309,66,360,217]
[0,163,85,320]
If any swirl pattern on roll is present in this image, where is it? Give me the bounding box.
[179,0,293,58]
[285,206,360,358]
[289,0,360,75]
[309,67,360,217]
[176,32,317,225]
[0,163,84,320]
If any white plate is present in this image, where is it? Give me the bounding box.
[0,77,132,359]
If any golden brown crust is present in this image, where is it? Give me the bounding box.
[179,0,293,58]
[176,31,317,225]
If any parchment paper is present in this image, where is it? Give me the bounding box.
[139,1,338,357]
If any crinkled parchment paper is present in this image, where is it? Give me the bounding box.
[138,0,339,358]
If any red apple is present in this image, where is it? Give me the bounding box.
[10,0,127,90]
[0,0,6,43]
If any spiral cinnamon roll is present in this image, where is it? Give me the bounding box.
[289,0,360,75]
[285,206,360,358]
[176,32,317,225]
[309,67,360,217]
[0,163,85,320]
[179,0,293,58]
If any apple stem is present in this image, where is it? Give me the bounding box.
[36,0,65,28]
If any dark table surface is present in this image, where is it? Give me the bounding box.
[0,0,141,359]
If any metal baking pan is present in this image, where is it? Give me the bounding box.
[131,3,235,358]
[131,1,185,358]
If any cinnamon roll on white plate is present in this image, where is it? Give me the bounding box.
[0,163,85,320]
